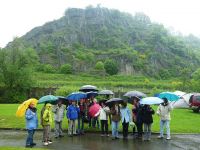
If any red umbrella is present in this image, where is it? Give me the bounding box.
[89,103,101,118]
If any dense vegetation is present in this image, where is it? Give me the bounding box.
[14,6,200,78]
[1,6,200,103]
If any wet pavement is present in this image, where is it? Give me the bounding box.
[0,130,200,150]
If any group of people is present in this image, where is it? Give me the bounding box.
[24,96,173,148]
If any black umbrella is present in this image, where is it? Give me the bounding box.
[98,90,114,95]
[79,85,98,92]
[123,91,146,98]
[106,98,123,104]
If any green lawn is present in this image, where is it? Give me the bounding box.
[0,104,200,133]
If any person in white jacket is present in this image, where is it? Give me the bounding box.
[99,101,110,137]
[157,98,173,140]
[120,101,132,139]
[52,100,66,138]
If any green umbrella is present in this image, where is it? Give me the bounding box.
[38,95,58,104]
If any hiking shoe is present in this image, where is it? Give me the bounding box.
[43,142,48,146]
[157,135,164,139]
[166,137,171,140]
[31,143,36,146]
[25,145,33,148]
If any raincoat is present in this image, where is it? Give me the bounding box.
[42,104,53,126]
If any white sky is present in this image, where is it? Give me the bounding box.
[0,0,200,48]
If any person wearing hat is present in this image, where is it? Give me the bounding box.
[25,102,38,148]
[42,103,53,146]
[157,98,173,140]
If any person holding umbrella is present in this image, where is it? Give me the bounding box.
[42,103,53,146]
[120,101,132,139]
[25,101,38,148]
[52,99,66,138]
[99,101,110,137]
[157,98,173,140]
[132,97,143,139]
[110,102,121,140]
[67,100,80,136]
[142,104,155,141]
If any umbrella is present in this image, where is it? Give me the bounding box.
[66,92,87,101]
[140,97,164,105]
[123,91,146,98]
[86,91,98,99]
[173,91,186,97]
[79,85,98,92]
[158,92,180,101]
[38,95,58,104]
[16,98,38,117]
[89,103,101,118]
[106,98,123,104]
[98,90,114,95]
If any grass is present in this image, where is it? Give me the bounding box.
[32,73,180,94]
[0,104,200,133]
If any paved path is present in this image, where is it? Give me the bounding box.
[0,130,200,150]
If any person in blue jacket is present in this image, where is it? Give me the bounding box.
[25,102,38,148]
[67,101,80,136]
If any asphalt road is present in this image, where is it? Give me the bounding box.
[0,130,199,150]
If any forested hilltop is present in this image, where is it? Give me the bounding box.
[2,6,200,103]
[6,6,200,78]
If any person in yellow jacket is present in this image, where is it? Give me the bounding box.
[42,103,53,146]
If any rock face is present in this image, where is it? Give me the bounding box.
[15,6,200,76]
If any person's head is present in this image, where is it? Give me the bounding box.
[115,102,119,106]
[57,99,62,106]
[162,98,168,106]
[72,101,76,105]
[80,99,84,104]
[122,101,127,108]
[100,101,106,107]
[93,98,97,103]
[133,97,140,105]
[29,102,35,108]
[45,103,52,110]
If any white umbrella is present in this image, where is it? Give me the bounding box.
[140,97,163,105]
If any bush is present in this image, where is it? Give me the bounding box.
[104,59,118,75]
[60,64,72,74]
[43,64,56,73]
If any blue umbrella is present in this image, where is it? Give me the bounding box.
[66,92,87,101]
[38,95,58,104]
[140,97,164,105]
[86,91,98,99]
[158,92,180,101]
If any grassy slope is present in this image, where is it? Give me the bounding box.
[0,104,200,133]
[32,72,181,95]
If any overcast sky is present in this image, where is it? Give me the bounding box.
[0,0,200,48]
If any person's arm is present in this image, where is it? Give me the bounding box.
[52,105,58,113]
[67,107,70,119]
[127,108,132,122]
[43,110,49,122]
[156,105,161,115]
[168,104,173,112]
[150,107,155,115]
[25,109,34,120]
